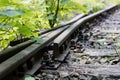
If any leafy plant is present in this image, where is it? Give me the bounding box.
[31,37,43,44]
[0,0,106,50]
[23,75,35,80]
[105,57,114,62]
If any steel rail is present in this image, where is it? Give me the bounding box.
[0,13,86,64]
[9,13,85,46]
[0,4,118,79]
[0,26,69,80]
[0,31,53,63]
[53,4,118,57]
[39,13,86,35]
[0,40,34,63]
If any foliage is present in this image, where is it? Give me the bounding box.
[31,37,43,44]
[76,0,105,12]
[23,75,35,80]
[0,0,88,50]
[104,0,120,4]
[0,0,107,50]
[114,42,120,48]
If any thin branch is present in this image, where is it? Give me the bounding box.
[45,0,53,28]
[45,0,60,28]
[52,0,60,27]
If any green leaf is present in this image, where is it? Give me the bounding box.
[19,25,32,37]
[31,37,43,44]
[0,10,24,17]
[0,24,11,30]
[0,40,9,50]
[24,76,35,80]
[105,57,114,61]
[32,32,38,37]
[39,0,45,5]
[0,31,5,34]
[3,34,9,39]
[96,39,106,45]
[9,35,15,41]
[114,42,120,48]
[0,0,10,6]
[45,13,54,20]
[61,0,70,5]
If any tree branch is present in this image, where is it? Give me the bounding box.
[52,0,60,27]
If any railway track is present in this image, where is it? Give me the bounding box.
[0,4,119,80]
[0,11,85,80]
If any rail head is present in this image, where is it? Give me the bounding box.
[39,13,85,35]
[53,4,118,55]
[53,4,118,47]
[0,13,86,63]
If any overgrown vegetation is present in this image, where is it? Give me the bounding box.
[0,0,117,50]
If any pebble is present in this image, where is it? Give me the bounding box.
[37,9,120,80]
